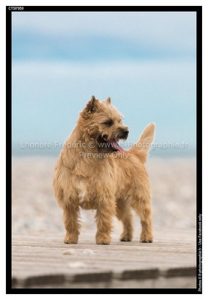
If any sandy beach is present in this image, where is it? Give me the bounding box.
[12,156,196,240]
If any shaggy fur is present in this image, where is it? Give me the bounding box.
[53,96,155,245]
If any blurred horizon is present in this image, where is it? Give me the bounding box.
[12,11,196,157]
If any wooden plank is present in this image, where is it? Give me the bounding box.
[12,229,197,288]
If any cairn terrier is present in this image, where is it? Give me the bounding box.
[53,96,155,245]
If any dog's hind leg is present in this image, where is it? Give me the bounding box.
[132,195,153,243]
[63,201,80,244]
[116,200,133,242]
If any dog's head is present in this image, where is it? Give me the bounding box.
[79,96,129,152]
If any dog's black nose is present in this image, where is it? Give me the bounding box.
[120,128,129,139]
[123,129,129,138]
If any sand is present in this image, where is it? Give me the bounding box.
[12,156,196,239]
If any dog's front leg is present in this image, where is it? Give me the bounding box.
[63,203,80,244]
[116,203,133,242]
[95,199,115,245]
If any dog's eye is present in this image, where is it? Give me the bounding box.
[103,119,114,127]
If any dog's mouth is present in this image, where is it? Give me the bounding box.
[97,136,125,153]
[109,139,124,152]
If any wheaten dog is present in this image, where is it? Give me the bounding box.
[53,96,155,245]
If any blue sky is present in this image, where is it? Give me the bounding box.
[12,11,196,155]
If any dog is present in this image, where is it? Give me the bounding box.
[53,96,155,245]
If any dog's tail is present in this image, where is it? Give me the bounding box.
[130,123,155,163]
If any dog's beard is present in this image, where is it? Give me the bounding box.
[96,135,125,153]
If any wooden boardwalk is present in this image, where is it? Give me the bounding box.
[12,229,196,289]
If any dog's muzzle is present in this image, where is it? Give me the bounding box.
[118,128,129,140]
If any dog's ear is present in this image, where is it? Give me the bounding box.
[105,97,111,104]
[85,96,99,113]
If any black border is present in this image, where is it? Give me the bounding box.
[6,5,202,294]
[196,6,202,293]
[6,5,12,295]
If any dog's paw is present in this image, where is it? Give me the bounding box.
[120,237,132,242]
[64,234,78,244]
[96,241,111,245]
[120,233,132,242]
[140,232,153,243]
[140,239,153,243]
[96,236,111,245]
[140,235,153,243]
